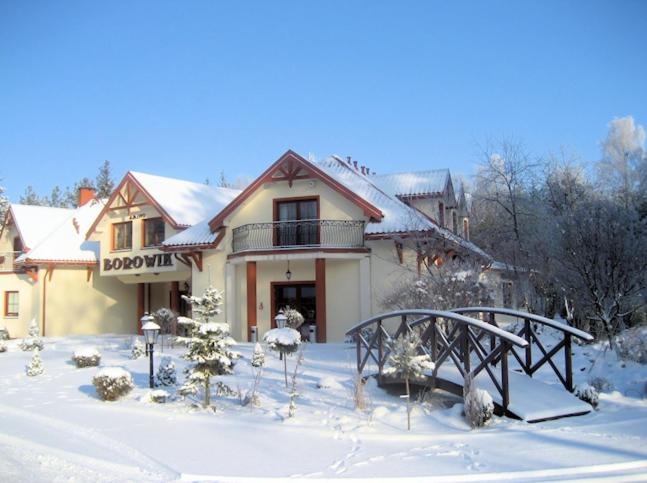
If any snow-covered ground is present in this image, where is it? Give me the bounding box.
[0,332,646,482]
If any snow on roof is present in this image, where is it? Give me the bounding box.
[370,169,450,197]
[162,217,222,248]
[130,172,241,227]
[9,204,74,250]
[316,156,491,259]
[16,199,105,264]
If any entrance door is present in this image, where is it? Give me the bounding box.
[272,283,316,336]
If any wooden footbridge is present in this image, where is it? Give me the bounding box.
[346,307,595,422]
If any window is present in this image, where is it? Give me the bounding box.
[143,218,165,247]
[13,236,23,253]
[463,218,470,240]
[438,202,445,226]
[274,197,319,247]
[452,211,458,234]
[4,291,18,317]
[112,222,132,250]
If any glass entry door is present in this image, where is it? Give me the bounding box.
[275,198,318,247]
[273,283,316,335]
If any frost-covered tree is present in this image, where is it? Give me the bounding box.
[244,342,265,408]
[130,338,145,359]
[26,349,44,376]
[153,307,176,350]
[177,286,240,408]
[95,160,115,199]
[251,342,265,368]
[20,186,45,206]
[383,332,434,430]
[20,319,43,351]
[284,307,305,330]
[0,179,9,228]
[382,260,493,311]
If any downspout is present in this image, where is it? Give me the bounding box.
[41,267,48,336]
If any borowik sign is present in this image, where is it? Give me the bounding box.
[103,253,173,271]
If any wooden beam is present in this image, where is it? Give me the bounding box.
[315,258,326,342]
[246,261,257,342]
[86,267,93,282]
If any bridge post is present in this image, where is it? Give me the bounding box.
[377,320,384,377]
[565,333,573,392]
[501,342,510,413]
[462,325,471,375]
[355,335,361,373]
[489,313,497,354]
[524,318,532,375]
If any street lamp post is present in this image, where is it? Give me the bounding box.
[142,320,161,389]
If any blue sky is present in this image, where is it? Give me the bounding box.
[1,0,646,200]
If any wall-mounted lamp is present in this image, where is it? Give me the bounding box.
[285,260,292,280]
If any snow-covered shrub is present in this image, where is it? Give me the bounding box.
[384,332,435,430]
[0,325,9,340]
[27,318,39,337]
[351,372,369,411]
[288,349,305,418]
[72,348,101,368]
[92,367,134,401]
[264,327,301,388]
[153,307,176,335]
[251,342,265,368]
[130,338,145,359]
[616,326,647,364]
[284,307,305,330]
[574,383,599,408]
[20,337,43,352]
[589,376,614,393]
[463,374,494,429]
[177,286,240,408]
[0,341,7,353]
[149,389,169,404]
[155,356,177,386]
[26,349,44,376]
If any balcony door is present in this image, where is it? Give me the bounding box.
[274,197,319,247]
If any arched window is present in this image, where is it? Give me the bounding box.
[452,211,458,234]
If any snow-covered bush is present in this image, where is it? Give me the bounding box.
[92,367,134,401]
[0,340,7,353]
[26,349,44,376]
[27,318,39,337]
[616,326,647,364]
[72,348,101,368]
[149,389,169,404]
[155,356,177,386]
[264,327,301,388]
[384,332,434,430]
[243,343,265,408]
[463,374,494,429]
[177,286,240,408]
[251,342,265,368]
[0,325,9,340]
[284,307,305,330]
[575,383,599,408]
[589,376,614,393]
[20,337,43,352]
[130,338,145,359]
[153,307,176,350]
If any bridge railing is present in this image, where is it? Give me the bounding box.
[346,309,528,413]
[451,307,594,392]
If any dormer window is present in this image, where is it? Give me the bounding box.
[112,221,132,251]
[143,217,165,247]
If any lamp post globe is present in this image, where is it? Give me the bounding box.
[275,310,287,329]
[142,320,161,389]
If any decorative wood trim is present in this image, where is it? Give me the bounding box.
[47,265,54,281]
[25,268,38,282]
[173,251,203,272]
[208,150,383,231]
[86,267,93,282]
[246,261,257,342]
[315,258,326,343]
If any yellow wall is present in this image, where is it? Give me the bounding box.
[0,273,39,338]
[325,259,361,342]
[44,266,137,336]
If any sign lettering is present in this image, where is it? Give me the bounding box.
[103,254,173,272]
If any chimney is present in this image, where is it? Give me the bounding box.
[353,160,358,170]
[78,186,97,206]
[360,166,366,175]
[346,156,352,165]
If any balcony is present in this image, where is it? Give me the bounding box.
[0,252,20,272]
[232,219,365,253]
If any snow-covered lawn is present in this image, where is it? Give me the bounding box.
[1,334,646,482]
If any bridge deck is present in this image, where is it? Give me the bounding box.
[430,364,592,422]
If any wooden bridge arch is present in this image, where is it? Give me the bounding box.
[346,307,594,422]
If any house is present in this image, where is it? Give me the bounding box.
[0,150,509,341]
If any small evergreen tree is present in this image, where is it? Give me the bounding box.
[26,349,44,376]
[384,332,435,430]
[156,356,177,386]
[264,328,301,388]
[95,160,115,198]
[20,186,44,206]
[0,179,9,227]
[177,286,240,408]
[131,338,145,359]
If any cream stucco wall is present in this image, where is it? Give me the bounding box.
[0,273,39,338]
[44,266,137,336]
[325,259,361,342]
